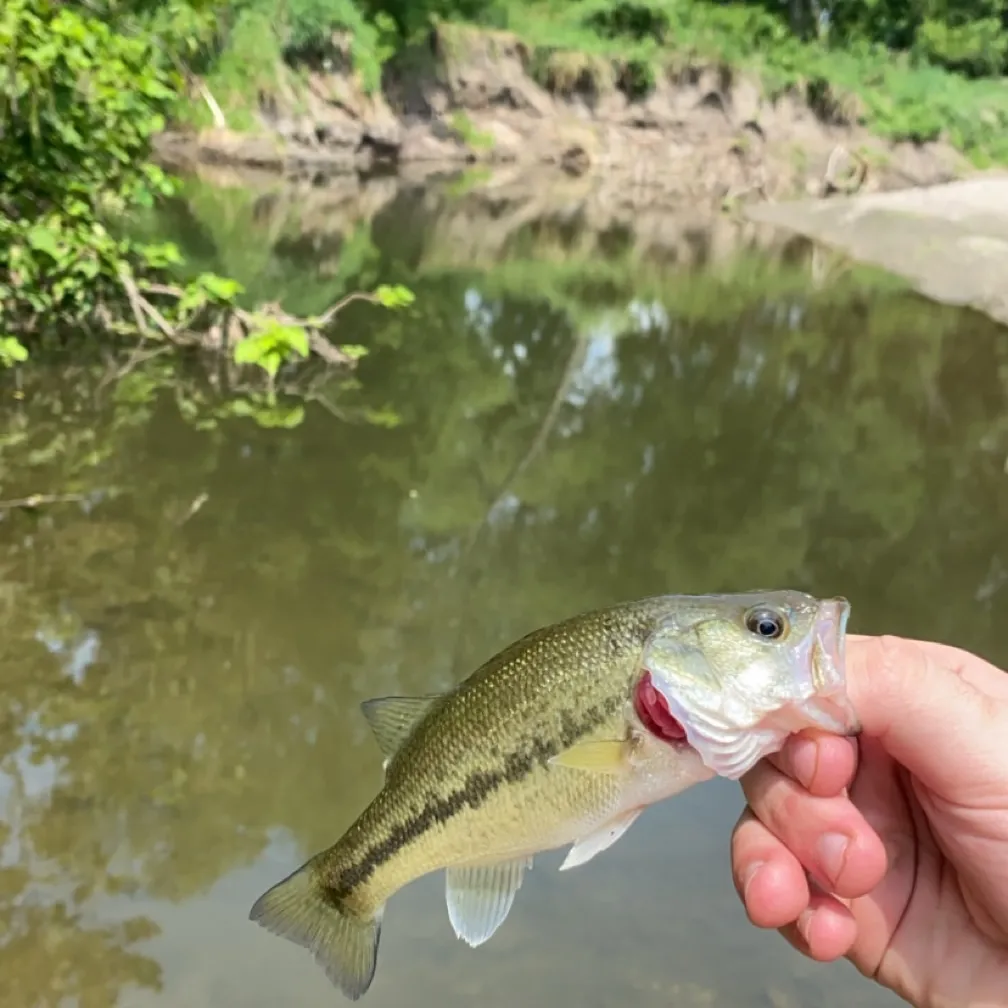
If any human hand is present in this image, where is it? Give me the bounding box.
[731,634,1008,1007]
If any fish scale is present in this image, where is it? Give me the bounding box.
[248,590,856,1001]
[329,610,654,908]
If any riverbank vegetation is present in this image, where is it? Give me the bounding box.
[191,0,1008,158]
[2,0,1007,387]
[0,0,414,392]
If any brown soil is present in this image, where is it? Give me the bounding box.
[153,23,971,212]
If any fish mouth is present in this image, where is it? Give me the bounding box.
[803,596,861,737]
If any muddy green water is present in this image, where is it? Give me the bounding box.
[2,178,1007,1007]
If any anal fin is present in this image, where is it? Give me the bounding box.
[445,856,532,947]
[559,808,643,871]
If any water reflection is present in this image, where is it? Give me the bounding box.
[2,178,1008,1007]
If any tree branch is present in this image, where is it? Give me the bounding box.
[0,493,88,511]
[129,277,369,366]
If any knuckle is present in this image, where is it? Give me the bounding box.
[872,634,913,674]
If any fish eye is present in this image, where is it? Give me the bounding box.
[744,607,788,640]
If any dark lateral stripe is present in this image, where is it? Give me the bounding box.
[329,692,624,899]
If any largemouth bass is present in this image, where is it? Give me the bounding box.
[250,590,857,999]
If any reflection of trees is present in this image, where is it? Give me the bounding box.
[0,895,161,1007]
[2,195,1008,1003]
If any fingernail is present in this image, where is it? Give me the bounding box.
[742,861,764,899]
[797,907,814,944]
[789,735,818,788]
[817,832,849,884]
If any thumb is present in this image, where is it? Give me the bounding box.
[844,634,1008,800]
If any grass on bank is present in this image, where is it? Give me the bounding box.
[184,0,1008,165]
[487,0,1008,163]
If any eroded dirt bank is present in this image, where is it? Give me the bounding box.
[154,24,970,212]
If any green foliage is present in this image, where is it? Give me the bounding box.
[219,393,307,426]
[357,0,507,37]
[824,0,1008,76]
[0,337,29,366]
[186,0,401,119]
[234,319,310,378]
[914,14,1008,76]
[374,283,417,309]
[284,0,399,89]
[189,5,286,129]
[169,0,1008,163]
[485,0,1008,161]
[0,0,411,431]
[222,282,414,391]
[0,0,275,363]
[0,0,178,333]
[516,0,1008,83]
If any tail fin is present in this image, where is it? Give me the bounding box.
[249,856,383,1001]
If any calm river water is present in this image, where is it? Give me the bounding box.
[2,176,1007,1007]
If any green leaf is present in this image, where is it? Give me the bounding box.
[139,242,184,269]
[340,344,369,360]
[176,287,209,317]
[227,398,257,417]
[373,284,416,310]
[252,403,305,429]
[285,325,310,358]
[261,351,281,379]
[233,336,267,366]
[0,336,29,366]
[26,224,62,260]
[363,407,402,429]
[198,273,244,302]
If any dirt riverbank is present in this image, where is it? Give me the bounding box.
[154,23,971,213]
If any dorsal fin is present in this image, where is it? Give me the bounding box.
[359,694,442,762]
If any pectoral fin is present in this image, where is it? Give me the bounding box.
[548,739,629,774]
[359,694,442,764]
[559,808,643,871]
[445,857,533,947]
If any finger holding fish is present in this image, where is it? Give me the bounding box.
[731,810,861,961]
[740,758,888,899]
[766,730,859,797]
[731,806,811,928]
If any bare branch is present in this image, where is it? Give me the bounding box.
[138,281,185,297]
[0,493,88,511]
[120,268,152,336]
[198,80,227,130]
[308,333,353,364]
[313,291,382,328]
[118,269,183,342]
